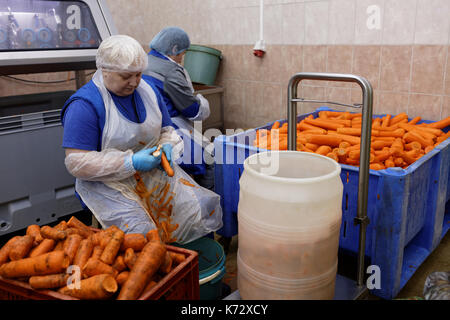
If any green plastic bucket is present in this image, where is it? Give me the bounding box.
[184,45,222,86]
[173,237,226,300]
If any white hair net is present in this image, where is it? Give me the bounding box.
[96,35,148,73]
[149,27,190,56]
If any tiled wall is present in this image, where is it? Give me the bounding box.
[105,0,450,129]
[1,0,449,130]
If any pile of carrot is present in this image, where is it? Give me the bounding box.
[253,111,450,170]
[0,216,187,300]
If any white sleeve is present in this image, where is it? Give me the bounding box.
[188,93,211,121]
[65,149,136,182]
[158,126,184,162]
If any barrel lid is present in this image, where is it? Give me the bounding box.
[187,44,222,58]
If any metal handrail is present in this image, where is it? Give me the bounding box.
[287,72,373,287]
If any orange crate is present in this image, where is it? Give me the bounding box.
[0,245,199,300]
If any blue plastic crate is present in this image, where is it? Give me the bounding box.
[214,107,450,299]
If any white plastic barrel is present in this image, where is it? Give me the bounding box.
[237,151,343,300]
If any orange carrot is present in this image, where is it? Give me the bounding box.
[436,131,450,144]
[63,234,83,264]
[124,248,137,270]
[40,225,67,241]
[399,149,419,165]
[169,252,186,265]
[159,251,173,274]
[28,239,55,258]
[112,255,127,273]
[26,225,44,246]
[9,235,34,261]
[408,116,421,125]
[336,127,363,136]
[305,134,342,147]
[305,143,319,151]
[29,273,69,290]
[161,151,174,177]
[73,238,94,270]
[91,245,103,260]
[424,146,434,153]
[327,132,361,145]
[297,121,324,132]
[58,274,118,300]
[82,257,118,278]
[374,150,391,163]
[67,216,94,237]
[304,118,345,131]
[403,131,434,148]
[100,229,125,265]
[370,163,386,170]
[427,116,450,129]
[390,112,408,125]
[0,251,70,278]
[120,234,147,252]
[381,114,391,127]
[315,146,332,156]
[394,157,405,167]
[117,239,167,300]
[54,220,68,231]
[385,157,395,168]
[116,271,130,286]
[372,140,393,150]
[326,152,339,162]
[375,128,405,138]
[0,236,20,266]
[271,121,281,130]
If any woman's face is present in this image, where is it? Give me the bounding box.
[102,70,142,96]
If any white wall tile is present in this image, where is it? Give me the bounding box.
[354,0,384,45]
[264,4,283,45]
[304,1,329,45]
[414,0,450,45]
[328,0,356,45]
[281,2,305,45]
[382,0,416,45]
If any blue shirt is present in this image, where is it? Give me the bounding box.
[62,77,173,152]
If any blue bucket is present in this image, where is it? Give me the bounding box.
[173,237,226,300]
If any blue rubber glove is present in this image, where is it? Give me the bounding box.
[132,146,161,172]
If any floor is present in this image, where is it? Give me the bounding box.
[218,229,450,300]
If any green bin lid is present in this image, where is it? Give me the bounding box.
[187,44,222,59]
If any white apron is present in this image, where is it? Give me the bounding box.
[76,70,223,242]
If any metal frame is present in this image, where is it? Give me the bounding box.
[287,72,373,290]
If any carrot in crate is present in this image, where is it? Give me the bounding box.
[408,116,421,125]
[67,216,94,237]
[40,226,67,241]
[381,114,391,128]
[100,229,125,265]
[8,235,34,261]
[26,225,44,246]
[385,157,395,168]
[370,163,386,170]
[29,273,69,290]
[82,257,118,278]
[112,255,127,273]
[426,116,450,129]
[389,112,408,125]
[372,140,393,150]
[117,236,166,300]
[327,132,360,145]
[0,251,70,278]
[305,134,342,147]
[326,152,339,162]
[58,274,118,300]
[0,236,20,266]
[315,146,332,156]
[28,238,55,258]
[271,121,281,130]
[116,271,130,286]
[304,118,345,131]
[120,234,147,252]
[63,234,83,264]
[405,141,422,151]
[73,238,94,270]
[403,131,433,148]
